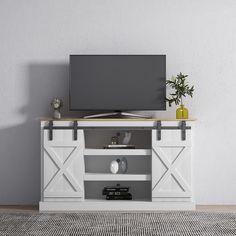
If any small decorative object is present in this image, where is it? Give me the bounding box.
[120,157,128,174]
[51,98,63,119]
[111,132,120,145]
[166,72,194,119]
[110,159,120,174]
[110,158,128,174]
[176,104,188,119]
[111,136,119,145]
[122,132,132,145]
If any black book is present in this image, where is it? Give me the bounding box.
[102,186,129,195]
[106,193,132,200]
[107,191,130,196]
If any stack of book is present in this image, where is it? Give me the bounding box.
[102,185,132,200]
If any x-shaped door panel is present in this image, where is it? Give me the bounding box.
[43,144,83,198]
[152,144,191,198]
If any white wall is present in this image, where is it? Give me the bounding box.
[0,0,236,204]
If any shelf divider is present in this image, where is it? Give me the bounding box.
[84,173,151,181]
[84,149,151,156]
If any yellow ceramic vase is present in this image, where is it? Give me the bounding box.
[176,104,188,119]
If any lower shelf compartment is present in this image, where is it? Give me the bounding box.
[84,181,151,201]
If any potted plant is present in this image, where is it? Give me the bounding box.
[166,72,194,119]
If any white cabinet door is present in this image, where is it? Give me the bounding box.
[152,128,192,200]
[42,129,84,201]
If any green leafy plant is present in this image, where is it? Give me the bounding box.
[166,72,194,107]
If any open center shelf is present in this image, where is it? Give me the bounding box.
[84,130,151,149]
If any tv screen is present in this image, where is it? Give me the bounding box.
[69,55,166,111]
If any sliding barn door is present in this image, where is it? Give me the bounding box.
[42,127,84,201]
[152,125,192,201]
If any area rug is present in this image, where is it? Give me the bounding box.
[0,211,236,235]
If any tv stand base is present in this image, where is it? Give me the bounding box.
[84,112,151,119]
[40,201,195,211]
[40,119,195,212]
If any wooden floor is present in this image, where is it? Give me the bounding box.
[0,205,236,213]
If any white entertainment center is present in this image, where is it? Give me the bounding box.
[39,118,195,211]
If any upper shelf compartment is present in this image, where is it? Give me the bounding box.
[84,130,151,149]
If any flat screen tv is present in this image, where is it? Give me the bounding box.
[69,55,166,114]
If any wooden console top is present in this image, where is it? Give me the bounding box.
[39,117,196,121]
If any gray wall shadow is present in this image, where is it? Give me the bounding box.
[0,63,88,204]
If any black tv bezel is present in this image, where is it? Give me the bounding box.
[69,54,166,111]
